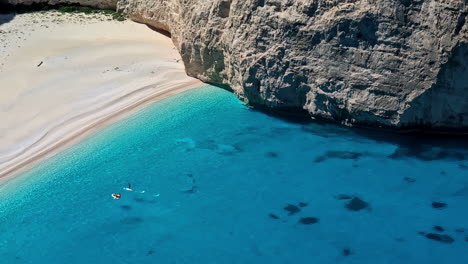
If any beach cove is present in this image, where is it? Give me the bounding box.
[0,11,200,180]
[1,7,468,264]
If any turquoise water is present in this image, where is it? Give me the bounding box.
[1,85,467,263]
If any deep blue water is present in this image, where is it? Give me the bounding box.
[1,85,467,264]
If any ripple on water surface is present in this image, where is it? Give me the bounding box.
[1,85,467,264]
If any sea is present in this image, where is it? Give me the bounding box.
[1,85,467,264]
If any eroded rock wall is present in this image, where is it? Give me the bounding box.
[119,0,468,132]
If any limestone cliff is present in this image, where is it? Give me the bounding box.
[4,0,468,132]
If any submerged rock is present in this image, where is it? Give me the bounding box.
[284,204,301,215]
[269,213,280,220]
[345,197,369,211]
[342,248,352,256]
[403,177,416,183]
[265,152,279,158]
[432,202,447,209]
[433,226,444,232]
[120,205,132,211]
[424,233,454,244]
[299,217,319,225]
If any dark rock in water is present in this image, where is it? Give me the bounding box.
[147,250,154,256]
[120,205,132,211]
[459,164,468,169]
[403,177,416,183]
[455,228,465,233]
[335,194,353,200]
[465,236,468,242]
[265,152,279,158]
[432,202,447,209]
[440,171,446,175]
[284,204,301,215]
[424,233,454,244]
[298,202,308,207]
[299,217,319,225]
[120,217,144,225]
[345,197,369,211]
[433,225,444,232]
[269,213,280,219]
[342,248,352,256]
[315,151,363,162]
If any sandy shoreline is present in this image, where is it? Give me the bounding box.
[0,12,201,181]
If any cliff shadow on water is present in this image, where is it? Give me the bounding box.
[246,102,468,163]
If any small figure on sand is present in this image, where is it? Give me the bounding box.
[124,183,134,192]
[112,193,122,199]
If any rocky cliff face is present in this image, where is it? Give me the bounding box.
[4,0,468,132]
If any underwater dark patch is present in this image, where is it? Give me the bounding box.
[433,225,444,232]
[335,194,353,200]
[423,233,454,244]
[133,197,158,204]
[134,198,146,203]
[120,205,132,211]
[284,204,301,215]
[120,217,144,225]
[345,197,369,211]
[432,202,447,209]
[299,217,319,225]
[269,213,280,219]
[389,145,466,161]
[298,202,308,207]
[403,177,416,183]
[265,152,279,158]
[314,151,363,162]
[342,248,352,256]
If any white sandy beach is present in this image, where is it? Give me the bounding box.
[0,11,201,179]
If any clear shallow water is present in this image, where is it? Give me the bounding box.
[1,85,467,264]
